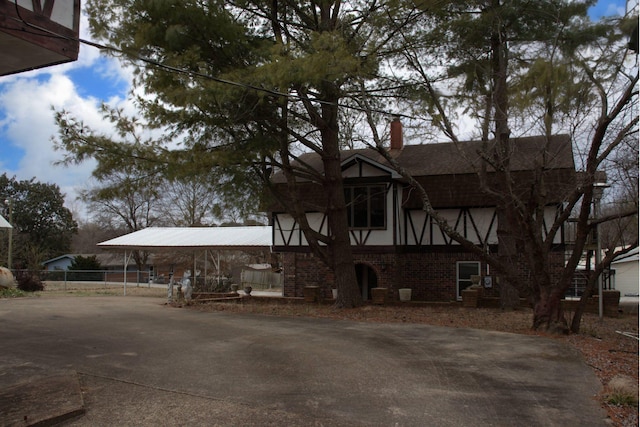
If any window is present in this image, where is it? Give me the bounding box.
[344,185,386,229]
[456,261,480,300]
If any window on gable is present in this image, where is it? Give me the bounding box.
[344,185,386,229]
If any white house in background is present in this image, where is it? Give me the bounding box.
[612,247,639,297]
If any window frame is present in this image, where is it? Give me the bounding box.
[344,184,387,230]
[456,261,481,300]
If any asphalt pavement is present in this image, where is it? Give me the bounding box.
[0,296,608,426]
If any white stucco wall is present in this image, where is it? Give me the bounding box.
[612,259,639,296]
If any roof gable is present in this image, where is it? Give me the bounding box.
[341,153,401,179]
[42,254,75,265]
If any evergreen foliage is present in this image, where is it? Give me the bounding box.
[68,255,103,282]
[53,1,638,326]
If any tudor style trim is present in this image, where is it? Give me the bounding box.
[0,0,80,76]
[270,133,576,301]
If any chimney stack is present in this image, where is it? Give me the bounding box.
[390,116,403,150]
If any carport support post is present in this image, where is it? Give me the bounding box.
[207,250,220,288]
[204,250,207,287]
[123,251,128,296]
[122,250,134,296]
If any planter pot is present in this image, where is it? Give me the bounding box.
[371,287,387,305]
[602,290,621,317]
[244,286,252,295]
[398,288,412,302]
[331,288,338,299]
[461,288,479,307]
[303,286,321,303]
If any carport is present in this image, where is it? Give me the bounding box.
[97,226,273,294]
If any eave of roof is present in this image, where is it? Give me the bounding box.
[97,226,273,251]
[0,214,12,229]
[612,247,640,264]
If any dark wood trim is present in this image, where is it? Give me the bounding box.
[0,0,79,65]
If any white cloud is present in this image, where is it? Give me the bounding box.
[0,28,137,221]
[0,75,92,205]
[592,0,635,19]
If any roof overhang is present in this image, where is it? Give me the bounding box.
[98,226,273,252]
[0,214,12,229]
[0,0,80,76]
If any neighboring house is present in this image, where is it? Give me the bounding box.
[42,253,163,283]
[270,122,575,302]
[612,247,639,297]
[42,254,128,271]
[42,254,76,271]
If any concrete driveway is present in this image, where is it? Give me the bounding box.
[0,296,607,426]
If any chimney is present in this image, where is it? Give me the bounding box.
[390,116,403,150]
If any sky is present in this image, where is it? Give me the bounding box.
[0,0,634,222]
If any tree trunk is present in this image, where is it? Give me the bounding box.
[532,288,568,333]
[320,95,362,308]
[499,280,520,310]
[570,283,594,334]
[323,146,361,308]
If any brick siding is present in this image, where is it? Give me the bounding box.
[281,249,566,302]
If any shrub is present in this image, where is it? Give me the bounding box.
[15,270,45,292]
[68,255,103,281]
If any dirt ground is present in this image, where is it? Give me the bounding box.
[25,283,640,426]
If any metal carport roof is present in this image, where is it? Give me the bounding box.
[97,226,272,251]
[97,226,274,297]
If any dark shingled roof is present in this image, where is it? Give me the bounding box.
[271,135,576,209]
[275,135,573,179]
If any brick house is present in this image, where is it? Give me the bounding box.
[270,122,576,302]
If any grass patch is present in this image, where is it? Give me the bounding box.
[607,393,638,407]
[0,288,28,298]
[606,376,639,407]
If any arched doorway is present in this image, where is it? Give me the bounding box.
[355,263,378,300]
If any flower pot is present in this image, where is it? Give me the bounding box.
[462,288,479,307]
[398,288,411,302]
[371,287,387,305]
[244,286,252,295]
[303,286,321,303]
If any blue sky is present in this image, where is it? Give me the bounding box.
[0,0,634,221]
